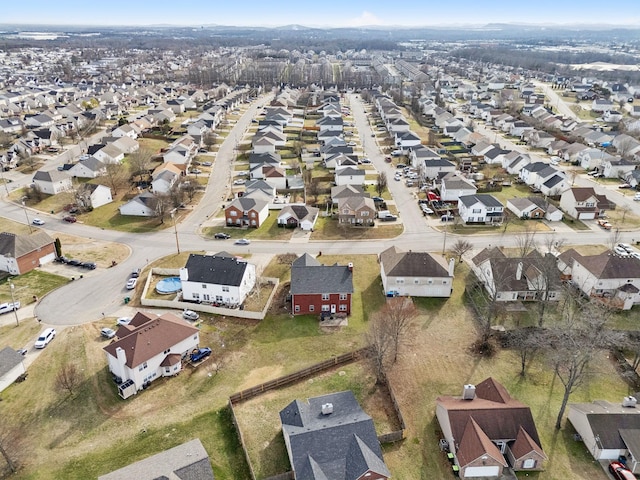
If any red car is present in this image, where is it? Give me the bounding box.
[62,216,77,223]
[609,461,635,480]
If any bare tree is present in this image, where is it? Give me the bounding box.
[0,424,25,474]
[620,204,631,224]
[451,239,473,263]
[365,312,394,384]
[380,297,418,363]
[203,131,217,151]
[154,194,172,224]
[128,147,155,182]
[608,228,623,251]
[56,363,82,396]
[375,172,387,196]
[103,163,129,195]
[505,327,545,377]
[515,225,538,257]
[307,179,321,206]
[543,233,566,254]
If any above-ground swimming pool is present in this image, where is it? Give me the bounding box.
[156,277,182,294]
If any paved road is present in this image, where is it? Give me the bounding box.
[534,81,580,122]
[0,93,635,327]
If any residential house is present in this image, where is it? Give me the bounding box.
[394,130,422,151]
[506,197,563,222]
[337,196,375,226]
[379,246,454,297]
[277,205,319,231]
[436,378,546,478]
[0,230,55,275]
[119,192,158,217]
[578,148,615,171]
[180,252,256,306]
[103,312,200,396]
[0,346,26,393]
[471,247,562,302]
[602,157,638,179]
[335,166,366,186]
[567,251,640,310]
[568,399,640,473]
[290,253,353,316]
[262,165,287,190]
[560,187,613,220]
[98,439,214,480]
[93,143,124,164]
[316,115,343,133]
[225,196,269,228]
[483,147,511,165]
[32,170,72,195]
[458,194,504,225]
[422,157,456,180]
[67,156,105,179]
[280,390,390,480]
[503,152,531,175]
[592,98,614,113]
[111,124,138,139]
[440,173,477,202]
[77,184,112,209]
[331,184,369,204]
[151,163,182,194]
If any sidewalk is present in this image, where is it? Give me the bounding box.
[0,302,36,328]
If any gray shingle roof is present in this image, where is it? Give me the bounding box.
[290,256,353,295]
[0,231,54,258]
[0,346,24,378]
[184,253,248,286]
[459,194,503,208]
[380,246,450,278]
[280,391,390,480]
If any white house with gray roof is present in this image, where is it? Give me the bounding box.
[0,347,26,393]
[32,170,72,195]
[380,246,454,297]
[458,194,504,224]
[440,173,477,202]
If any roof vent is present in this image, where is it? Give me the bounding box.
[462,384,476,400]
[623,396,637,408]
[321,403,333,415]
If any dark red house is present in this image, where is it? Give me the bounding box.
[290,253,353,316]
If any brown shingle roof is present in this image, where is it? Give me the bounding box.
[456,417,507,468]
[380,246,450,278]
[104,313,198,368]
[577,252,640,279]
[510,426,547,460]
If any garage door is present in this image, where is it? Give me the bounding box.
[464,466,500,477]
[39,252,56,265]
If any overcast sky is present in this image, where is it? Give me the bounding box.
[3,0,639,27]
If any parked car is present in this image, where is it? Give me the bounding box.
[214,232,231,239]
[32,218,45,226]
[232,179,246,185]
[63,215,77,223]
[182,309,200,321]
[116,317,131,326]
[68,259,82,266]
[201,161,213,167]
[189,168,202,175]
[396,163,406,169]
[361,158,372,164]
[614,245,630,256]
[609,461,635,480]
[190,347,212,363]
[372,196,384,203]
[598,218,613,230]
[100,327,116,339]
[126,278,137,290]
[34,328,56,349]
[619,183,632,189]
[421,205,435,215]
[80,261,96,270]
[131,268,141,278]
[618,243,633,254]
[234,238,251,245]
[0,302,20,315]
[634,193,640,201]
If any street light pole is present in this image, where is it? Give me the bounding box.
[21,198,33,233]
[171,210,180,254]
[9,283,18,327]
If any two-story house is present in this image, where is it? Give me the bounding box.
[458,194,504,225]
[559,187,613,220]
[337,196,375,226]
[225,196,269,228]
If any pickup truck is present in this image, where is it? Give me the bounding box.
[378,211,398,221]
[597,219,612,230]
[190,347,212,363]
[0,301,20,315]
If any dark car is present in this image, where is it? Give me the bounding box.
[63,215,77,223]
[190,347,212,363]
[372,196,384,203]
[609,461,635,480]
[80,262,96,270]
[68,259,82,266]
[214,232,231,239]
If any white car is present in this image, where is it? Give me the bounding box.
[116,317,132,326]
[234,238,251,245]
[35,328,56,349]
[233,179,246,186]
[32,218,45,226]
[182,309,200,321]
[614,245,630,256]
[126,278,137,290]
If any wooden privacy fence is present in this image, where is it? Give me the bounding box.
[229,347,371,404]
[228,399,257,480]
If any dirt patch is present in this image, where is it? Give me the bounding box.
[56,233,130,268]
[238,365,284,391]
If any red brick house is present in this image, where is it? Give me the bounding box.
[224,196,269,228]
[0,231,56,275]
[290,254,353,316]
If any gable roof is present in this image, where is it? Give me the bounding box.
[103,313,199,368]
[575,252,640,279]
[456,417,507,468]
[291,256,354,295]
[0,231,54,258]
[184,253,249,286]
[0,346,24,378]
[280,391,390,480]
[459,194,503,209]
[380,246,451,278]
[570,400,640,450]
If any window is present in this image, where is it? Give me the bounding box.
[309,305,314,312]
[215,295,223,302]
[294,305,300,312]
[339,304,347,311]
[361,211,369,217]
[414,279,420,284]
[396,279,405,284]
[250,212,256,217]
[322,293,330,300]
[138,362,148,372]
[339,293,347,300]
[321,305,330,312]
[427,279,433,284]
[193,293,200,300]
[443,280,449,284]
[222,286,230,292]
[523,459,536,469]
[230,211,237,216]
[202,284,207,289]
[203,294,210,301]
[472,208,481,213]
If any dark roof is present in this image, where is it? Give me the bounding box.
[291,256,353,295]
[0,231,54,258]
[97,438,214,480]
[280,391,390,480]
[459,194,503,208]
[0,346,24,378]
[575,252,640,279]
[380,246,451,278]
[184,253,249,286]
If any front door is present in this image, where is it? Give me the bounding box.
[331,304,336,314]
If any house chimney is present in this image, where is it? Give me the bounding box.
[321,403,334,415]
[348,262,353,272]
[449,258,455,277]
[516,261,523,281]
[462,384,476,400]
[116,347,127,370]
